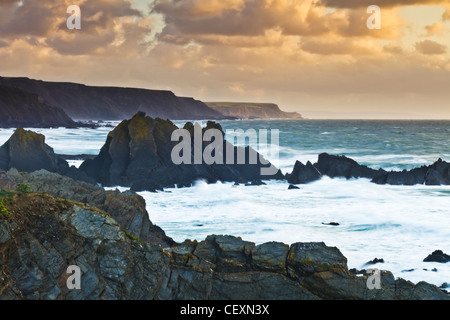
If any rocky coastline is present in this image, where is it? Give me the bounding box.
[0,114,449,300]
[0,171,448,300]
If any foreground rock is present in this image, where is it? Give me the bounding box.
[0,196,447,300]
[4,169,173,248]
[80,112,284,191]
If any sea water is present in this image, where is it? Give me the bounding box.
[1,120,449,288]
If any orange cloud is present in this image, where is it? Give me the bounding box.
[415,40,447,54]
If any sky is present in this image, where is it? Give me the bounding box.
[0,0,449,119]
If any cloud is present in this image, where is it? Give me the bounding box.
[319,0,447,9]
[153,0,405,50]
[424,22,444,36]
[415,39,447,54]
[0,0,149,55]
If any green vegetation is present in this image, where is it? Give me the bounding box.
[16,183,32,194]
[124,230,144,245]
[0,200,11,218]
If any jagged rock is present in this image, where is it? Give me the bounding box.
[5,169,174,247]
[424,250,450,263]
[0,128,69,173]
[79,112,284,191]
[252,242,290,274]
[0,197,448,300]
[0,171,16,191]
[287,160,322,184]
[314,153,384,180]
[372,159,450,186]
[290,153,450,186]
[287,242,348,279]
[366,258,385,265]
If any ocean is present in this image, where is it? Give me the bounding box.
[1,119,449,288]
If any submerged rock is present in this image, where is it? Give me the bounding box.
[424,250,450,263]
[366,258,385,265]
[322,222,340,226]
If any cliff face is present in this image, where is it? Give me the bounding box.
[0,77,225,121]
[0,85,78,128]
[207,102,303,120]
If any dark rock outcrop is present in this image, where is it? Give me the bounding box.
[314,153,385,180]
[0,128,69,173]
[1,198,447,301]
[372,158,450,186]
[287,160,322,184]
[79,112,284,191]
[423,250,450,263]
[367,258,385,265]
[206,102,303,120]
[0,76,226,121]
[5,169,173,248]
[0,85,79,128]
[288,153,450,187]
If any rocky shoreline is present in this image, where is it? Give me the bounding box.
[0,114,449,300]
[0,172,448,300]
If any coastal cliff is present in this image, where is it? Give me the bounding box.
[0,85,78,128]
[206,102,303,120]
[0,77,225,121]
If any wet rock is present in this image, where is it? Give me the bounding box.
[366,258,385,265]
[322,222,340,226]
[288,185,300,190]
[287,160,322,184]
[424,250,450,263]
[314,153,384,180]
[372,159,450,186]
